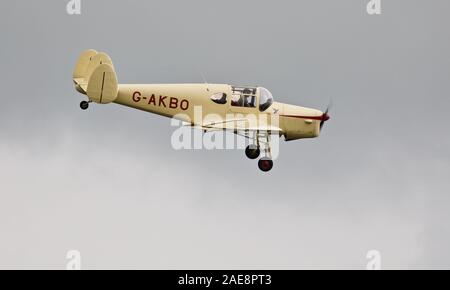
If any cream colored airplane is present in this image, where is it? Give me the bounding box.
[73,49,330,172]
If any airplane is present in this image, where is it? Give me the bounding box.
[72,49,330,172]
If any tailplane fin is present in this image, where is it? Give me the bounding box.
[72,49,118,104]
[86,63,118,104]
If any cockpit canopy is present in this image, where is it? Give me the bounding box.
[258,87,273,112]
[210,86,274,112]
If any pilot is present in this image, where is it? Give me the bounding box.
[231,94,243,106]
[243,89,252,107]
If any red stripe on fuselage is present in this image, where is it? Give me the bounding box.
[280,114,324,121]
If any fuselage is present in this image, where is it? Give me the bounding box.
[113,84,324,141]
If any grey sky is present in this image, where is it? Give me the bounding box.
[0,0,449,269]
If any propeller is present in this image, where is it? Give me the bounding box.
[320,100,332,130]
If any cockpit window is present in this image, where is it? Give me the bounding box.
[210,93,227,104]
[231,94,243,106]
[259,87,274,112]
[231,86,257,108]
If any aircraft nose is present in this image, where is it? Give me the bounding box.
[320,110,330,130]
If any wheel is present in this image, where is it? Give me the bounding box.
[80,101,89,110]
[245,145,260,159]
[258,158,273,172]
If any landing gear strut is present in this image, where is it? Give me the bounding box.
[243,131,275,172]
[80,101,89,110]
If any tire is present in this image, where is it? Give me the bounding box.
[80,101,89,110]
[258,158,273,172]
[245,145,260,159]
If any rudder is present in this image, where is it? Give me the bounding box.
[73,49,118,103]
[86,63,118,104]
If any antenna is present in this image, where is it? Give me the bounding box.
[200,72,210,92]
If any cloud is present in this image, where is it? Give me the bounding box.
[1,0,450,269]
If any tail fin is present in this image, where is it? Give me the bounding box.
[73,49,97,93]
[73,49,118,104]
[86,64,118,104]
[73,49,97,80]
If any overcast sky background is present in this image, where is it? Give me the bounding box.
[0,0,449,269]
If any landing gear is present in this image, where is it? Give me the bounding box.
[241,131,275,172]
[245,145,260,159]
[80,101,89,110]
[258,158,273,172]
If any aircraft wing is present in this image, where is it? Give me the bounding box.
[186,118,282,133]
